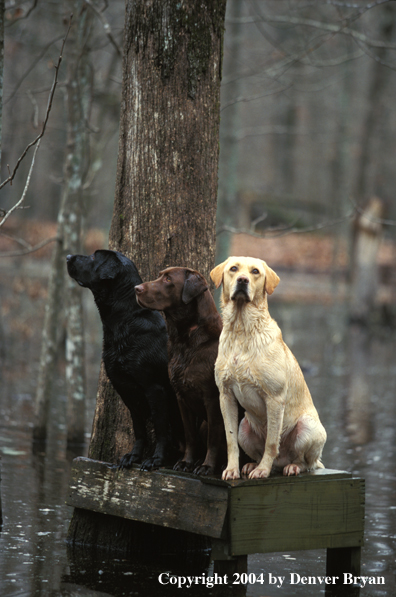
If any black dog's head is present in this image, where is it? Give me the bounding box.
[66,249,142,294]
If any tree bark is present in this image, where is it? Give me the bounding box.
[68,0,226,551]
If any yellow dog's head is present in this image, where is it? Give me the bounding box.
[210,256,280,306]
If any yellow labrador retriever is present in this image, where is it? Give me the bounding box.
[210,256,326,481]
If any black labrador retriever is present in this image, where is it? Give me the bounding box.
[66,249,183,471]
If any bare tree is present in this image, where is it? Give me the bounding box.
[34,2,94,445]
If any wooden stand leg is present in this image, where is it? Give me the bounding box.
[326,547,361,596]
[213,555,247,577]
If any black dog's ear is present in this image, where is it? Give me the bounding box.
[182,272,208,304]
[94,251,119,281]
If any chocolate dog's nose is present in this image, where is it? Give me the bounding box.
[135,284,143,294]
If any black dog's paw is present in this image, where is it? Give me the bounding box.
[173,459,195,473]
[140,456,164,471]
[193,463,216,476]
[118,451,141,470]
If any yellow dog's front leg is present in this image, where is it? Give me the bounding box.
[219,387,240,480]
[248,397,285,479]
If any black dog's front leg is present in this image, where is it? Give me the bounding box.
[117,391,149,469]
[140,384,172,471]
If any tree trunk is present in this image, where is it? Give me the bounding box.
[0,0,4,176]
[353,4,396,201]
[63,1,93,446]
[33,237,65,441]
[68,0,226,551]
[216,0,242,267]
[349,197,385,323]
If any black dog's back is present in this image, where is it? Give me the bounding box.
[67,249,183,470]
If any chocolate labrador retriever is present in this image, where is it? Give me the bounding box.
[66,250,183,471]
[135,267,226,475]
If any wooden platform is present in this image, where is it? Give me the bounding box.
[67,457,365,587]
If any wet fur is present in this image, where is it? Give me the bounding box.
[66,250,183,471]
[135,267,226,475]
[211,256,327,480]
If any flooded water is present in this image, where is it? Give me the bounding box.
[1,296,396,596]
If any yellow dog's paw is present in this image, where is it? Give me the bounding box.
[283,463,301,476]
[248,466,271,479]
[222,467,240,480]
[241,462,257,476]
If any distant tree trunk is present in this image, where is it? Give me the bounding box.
[216,0,242,268]
[68,0,226,550]
[0,0,5,373]
[63,1,93,446]
[0,0,4,176]
[34,3,93,444]
[349,197,385,323]
[353,4,396,201]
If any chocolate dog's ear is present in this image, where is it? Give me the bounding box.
[182,272,208,304]
[210,261,227,289]
[263,262,280,295]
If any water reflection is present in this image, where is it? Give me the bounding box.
[0,302,395,596]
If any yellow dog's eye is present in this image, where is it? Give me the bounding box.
[230,266,238,272]
[252,268,259,274]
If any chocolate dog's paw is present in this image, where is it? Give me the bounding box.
[193,463,215,476]
[140,456,164,471]
[173,459,195,473]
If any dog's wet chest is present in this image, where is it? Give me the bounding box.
[219,336,286,401]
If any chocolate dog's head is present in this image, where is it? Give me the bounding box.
[66,249,142,293]
[135,267,208,312]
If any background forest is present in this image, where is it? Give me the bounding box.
[0,0,395,424]
[1,0,396,440]
[2,1,396,255]
[1,2,396,595]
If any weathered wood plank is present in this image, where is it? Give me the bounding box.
[212,468,353,489]
[229,477,365,555]
[66,457,229,539]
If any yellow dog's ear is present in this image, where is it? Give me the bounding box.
[210,261,227,289]
[264,263,280,295]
